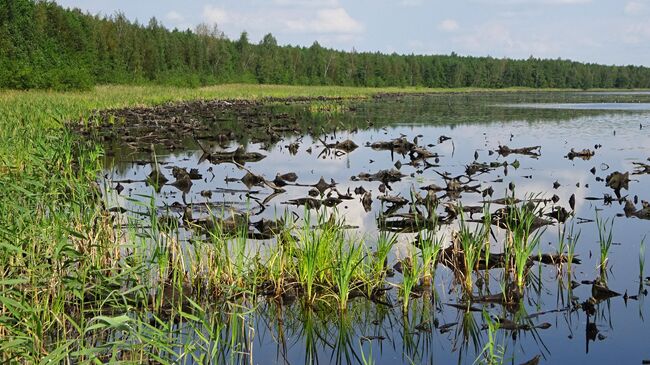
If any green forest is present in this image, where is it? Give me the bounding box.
[3,0,650,90]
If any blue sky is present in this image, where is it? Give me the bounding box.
[56,0,650,66]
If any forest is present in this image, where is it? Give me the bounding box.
[2,0,650,90]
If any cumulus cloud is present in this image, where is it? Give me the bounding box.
[203,5,229,24]
[454,22,560,57]
[474,0,590,4]
[438,19,459,32]
[284,7,364,34]
[273,0,339,6]
[623,22,650,43]
[625,1,647,15]
[166,11,185,23]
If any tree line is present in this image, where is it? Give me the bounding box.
[2,0,650,90]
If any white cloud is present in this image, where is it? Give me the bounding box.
[203,5,229,25]
[622,21,650,43]
[285,8,364,34]
[165,11,185,23]
[438,19,459,32]
[625,1,647,15]
[543,0,590,3]
[454,22,560,57]
[474,0,590,4]
[273,0,339,6]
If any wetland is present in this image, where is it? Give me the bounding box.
[77,91,650,364]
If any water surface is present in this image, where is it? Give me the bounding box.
[101,92,650,365]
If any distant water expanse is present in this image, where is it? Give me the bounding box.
[498,102,650,111]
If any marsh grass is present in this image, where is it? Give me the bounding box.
[504,202,544,288]
[332,239,365,312]
[456,212,487,293]
[0,83,614,363]
[640,236,646,282]
[295,213,330,306]
[475,311,506,365]
[366,232,396,295]
[400,250,422,313]
[595,213,614,272]
[566,223,581,274]
[419,230,443,287]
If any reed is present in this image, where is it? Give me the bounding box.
[475,310,505,365]
[595,213,614,272]
[332,238,365,311]
[418,229,443,287]
[400,250,422,313]
[640,236,646,282]
[505,202,544,288]
[457,212,486,292]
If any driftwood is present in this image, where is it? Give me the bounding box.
[497,145,541,157]
[566,148,594,160]
[352,169,406,184]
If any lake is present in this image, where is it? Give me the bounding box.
[98,91,650,365]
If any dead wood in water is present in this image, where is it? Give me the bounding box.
[566,148,595,160]
[497,145,541,158]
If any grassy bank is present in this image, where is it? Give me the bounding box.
[0,83,589,171]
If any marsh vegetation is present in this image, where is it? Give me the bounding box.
[2,89,650,364]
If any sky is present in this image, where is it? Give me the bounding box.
[56,0,650,66]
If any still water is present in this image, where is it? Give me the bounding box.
[102,92,650,364]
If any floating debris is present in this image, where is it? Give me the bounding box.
[352,169,406,184]
[497,145,541,157]
[566,148,595,160]
[605,171,630,198]
[320,138,358,153]
[283,197,322,210]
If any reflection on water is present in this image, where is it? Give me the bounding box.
[499,102,650,111]
[101,92,650,364]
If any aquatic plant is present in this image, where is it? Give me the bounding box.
[457,211,487,292]
[418,229,443,287]
[366,232,397,294]
[400,250,422,313]
[475,310,506,365]
[295,214,327,305]
[332,239,365,311]
[566,223,581,274]
[595,213,614,272]
[505,201,544,288]
[640,236,646,282]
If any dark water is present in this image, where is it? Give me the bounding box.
[102,92,650,364]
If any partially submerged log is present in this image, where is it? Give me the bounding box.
[566,148,595,160]
[497,145,541,157]
[352,169,406,184]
